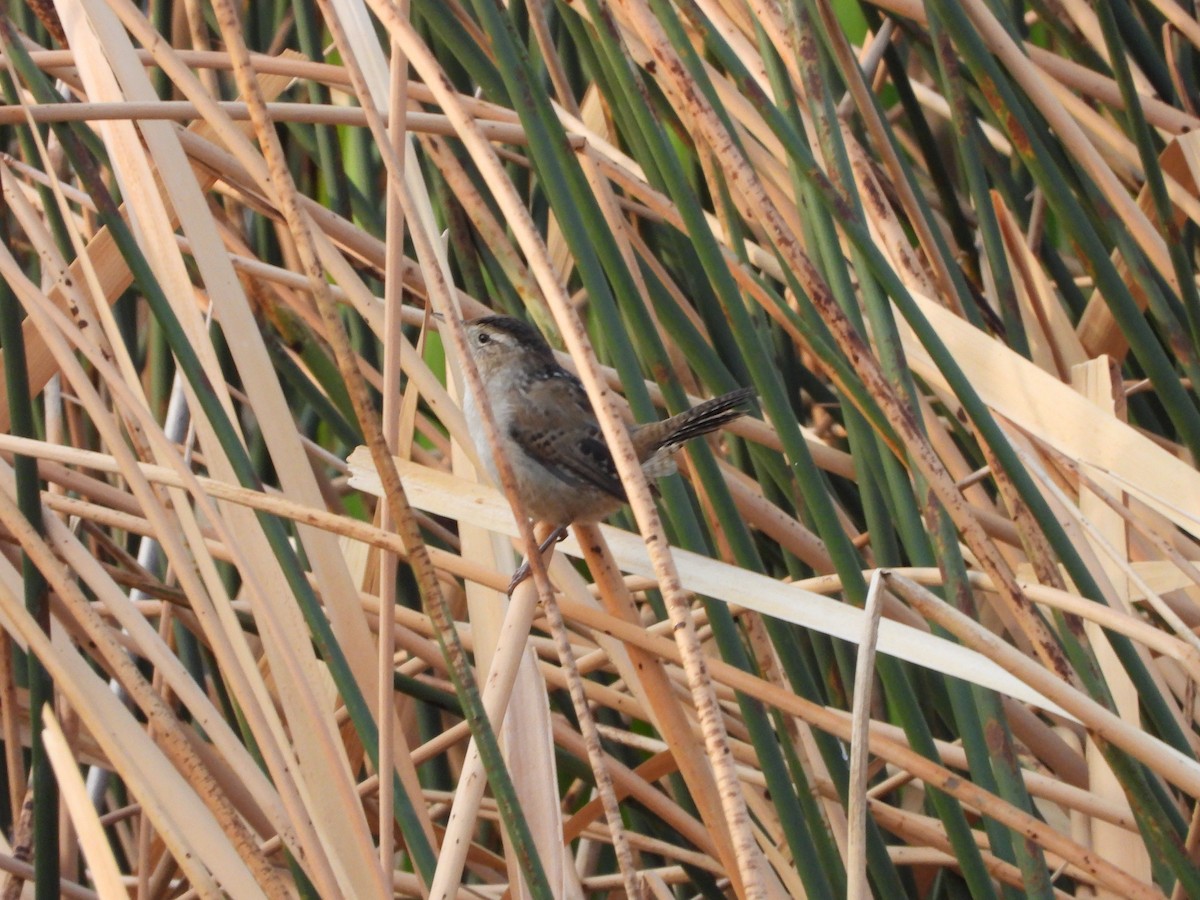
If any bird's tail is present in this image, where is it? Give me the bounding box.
[647,386,756,455]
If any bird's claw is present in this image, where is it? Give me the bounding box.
[506,560,532,595]
[506,525,569,595]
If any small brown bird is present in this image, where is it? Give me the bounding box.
[460,315,753,585]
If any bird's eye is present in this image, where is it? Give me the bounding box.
[476,332,491,345]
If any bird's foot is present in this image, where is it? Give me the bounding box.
[507,525,569,595]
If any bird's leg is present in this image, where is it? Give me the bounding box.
[507,524,569,595]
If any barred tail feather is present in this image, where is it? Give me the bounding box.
[656,387,755,451]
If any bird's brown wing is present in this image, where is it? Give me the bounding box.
[508,369,627,501]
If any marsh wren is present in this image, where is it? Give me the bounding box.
[460,315,754,571]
